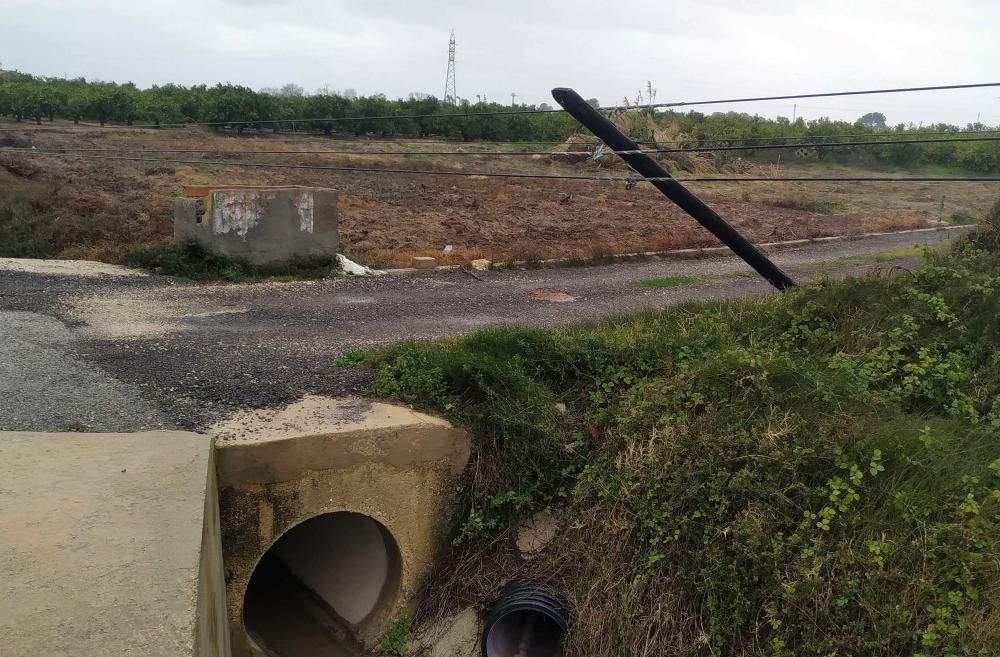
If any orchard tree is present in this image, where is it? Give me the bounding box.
[858,111,888,131]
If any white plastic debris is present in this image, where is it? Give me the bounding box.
[336,254,384,277]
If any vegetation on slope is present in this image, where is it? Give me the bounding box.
[0,191,128,259]
[347,215,1000,656]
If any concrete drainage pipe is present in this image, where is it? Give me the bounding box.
[242,512,402,657]
[481,583,568,657]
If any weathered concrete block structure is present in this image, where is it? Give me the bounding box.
[175,185,338,266]
[211,396,471,657]
[0,431,229,657]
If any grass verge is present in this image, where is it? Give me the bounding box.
[344,221,1000,656]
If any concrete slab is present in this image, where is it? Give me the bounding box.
[412,256,437,270]
[0,431,229,657]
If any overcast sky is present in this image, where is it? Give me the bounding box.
[2,0,999,126]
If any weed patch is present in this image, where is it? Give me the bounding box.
[947,209,979,225]
[121,239,339,282]
[836,245,942,264]
[0,192,126,258]
[632,275,699,288]
[380,615,411,656]
[351,227,1000,657]
[762,195,846,214]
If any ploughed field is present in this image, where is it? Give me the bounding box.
[2,120,994,266]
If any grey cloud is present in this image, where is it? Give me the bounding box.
[1,0,997,124]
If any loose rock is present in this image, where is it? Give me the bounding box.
[516,511,557,556]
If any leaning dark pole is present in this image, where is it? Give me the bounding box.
[551,87,795,291]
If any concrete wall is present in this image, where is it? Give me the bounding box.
[212,396,470,656]
[0,430,229,657]
[196,447,233,657]
[175,186,338,266]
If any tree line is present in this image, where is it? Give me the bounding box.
[1,71,998,172]
[0,72,577,141]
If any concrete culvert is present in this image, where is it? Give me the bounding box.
[242,511,402,657]
[482,583,568,657]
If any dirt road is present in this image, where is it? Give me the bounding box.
[0,228,964,431]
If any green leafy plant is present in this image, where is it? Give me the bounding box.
[381,615,411,656]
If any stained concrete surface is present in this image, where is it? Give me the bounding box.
[0,430,227,657]
[0,229,964,432]
[175,187,338,266]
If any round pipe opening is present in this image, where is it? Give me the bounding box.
[482,584,568,657]
[242,511,401,657]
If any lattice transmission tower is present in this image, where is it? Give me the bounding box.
[443,29,457,105]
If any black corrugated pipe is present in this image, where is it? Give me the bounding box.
[481,582,568,657]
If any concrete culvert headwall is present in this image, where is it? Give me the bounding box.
[243,512,402,656]
[213,395,470,657]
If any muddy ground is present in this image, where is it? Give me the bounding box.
[1,121,994,266]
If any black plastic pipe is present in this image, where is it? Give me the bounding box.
[481,582,569,657]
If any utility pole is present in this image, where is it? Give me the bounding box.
[510,92,517,107]
[792,103,797,122]
[552,87,795,291]
[442,29,457,105]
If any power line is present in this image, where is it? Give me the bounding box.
[658,128,1000,145]
[9,134,1000,158]
[604,81,1000,112]
[6,149,999,183]
[0,107,562,132]
[641,134,1000,154]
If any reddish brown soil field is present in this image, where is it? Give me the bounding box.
[2,121,994,266]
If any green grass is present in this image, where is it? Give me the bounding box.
[121,239,340,282]
[380,615,411,656]
[632,275,699,288]
[346,223,1000,657]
